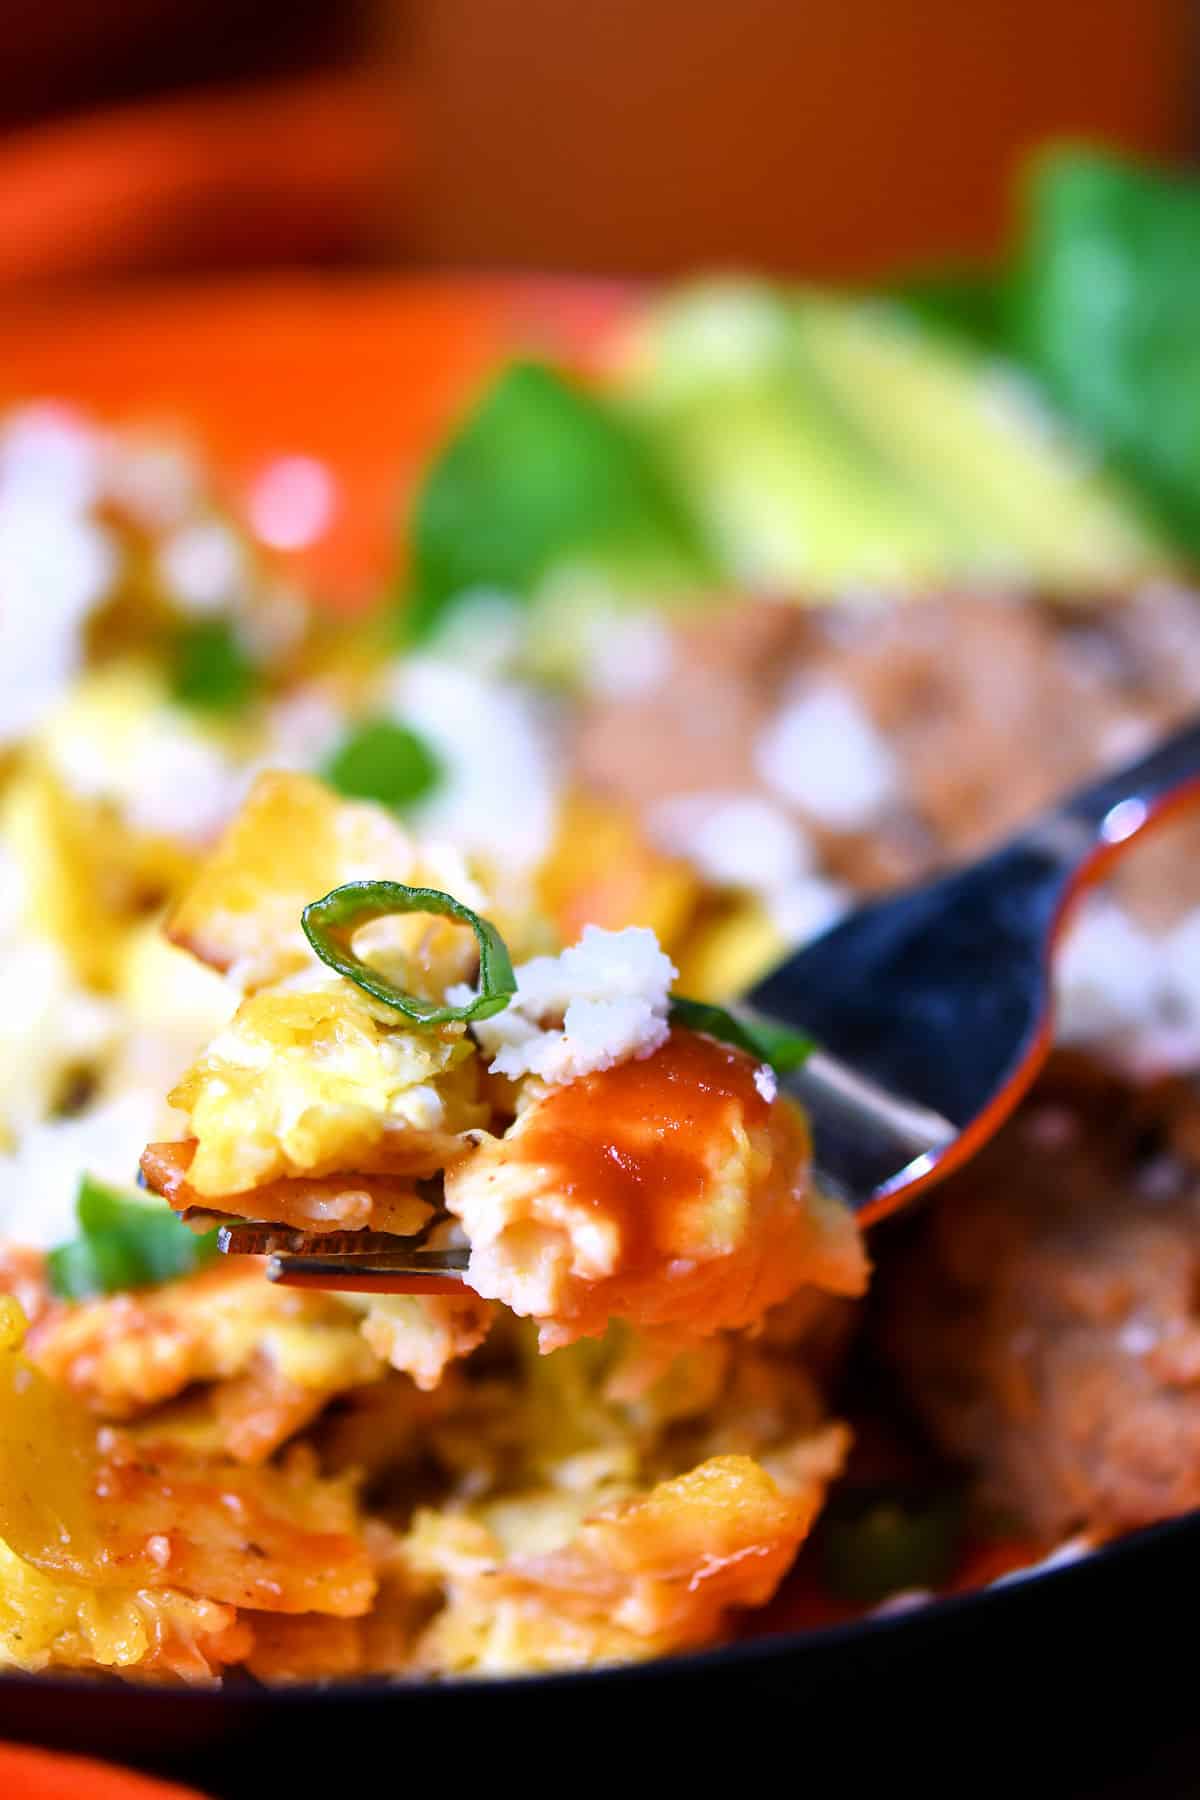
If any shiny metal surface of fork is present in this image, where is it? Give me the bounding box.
[241,713,1200,1292]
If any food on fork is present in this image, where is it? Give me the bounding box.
[141,774,867,1364]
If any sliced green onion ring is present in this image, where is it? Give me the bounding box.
[669,996,813,1075]
[301,881,516,1026]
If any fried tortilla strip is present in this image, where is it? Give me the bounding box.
[0,1534,252,1683]
[141,1141,435,1236]
[90,1437,375,1616]
[243,1526,426,1682]
[27,1259,382,1426]
[409,1452,834,1673]
[214,1353,358,1465]
[0,1299,376,1629]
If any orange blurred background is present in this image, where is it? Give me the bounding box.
[0,0,1193,287]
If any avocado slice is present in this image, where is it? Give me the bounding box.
[618,283,967,595]
[791,295,1173,593]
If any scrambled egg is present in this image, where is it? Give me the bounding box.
[168,975,486,1197]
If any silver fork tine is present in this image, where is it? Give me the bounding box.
[267,1245,469,1293]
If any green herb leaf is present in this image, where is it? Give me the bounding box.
[169,617,259,713]
[47,1175,218,1300]
[404,360,709,643]
[819,1486,964,1606]
[302,881,516,1026]
[322,717,442,812]
[668,996,813,1074]
[1010,148,1200,555]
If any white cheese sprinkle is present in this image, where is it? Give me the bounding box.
[649,790,813,893]
[387,657,560,874]
[157,520,245,614]
[755,682,899,830]
[460,924,678,1086]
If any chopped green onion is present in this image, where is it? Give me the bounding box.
[169,617,259,713]
[301,881,516,1026]
[322,717,442,812]
[47,1175,218,1300]
[668,996,813,1075]
[819,1486,964,1606]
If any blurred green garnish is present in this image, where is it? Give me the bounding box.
[405,360,710,643]
[669,996,813,1075]
[887,268,1004,351]
[322,717,442,812]
[819,1485,964,1606]
[1011,148,1200,557]
[169,617,259,713]
[47,1175,218,1300]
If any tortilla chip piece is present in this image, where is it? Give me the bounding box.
[408,1451,836,1673]
[141,1141,435,1236]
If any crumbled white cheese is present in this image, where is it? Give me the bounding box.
[418,590,527,677]
[1054,898,1164,1045]
[649,790,813,893]
[0,1088,159,1249]
[101,435,199,529]
[648,790,846,950]
[42,665,246,845]
[1161,910,1200,1029]
[0,406,121,744]
[753,1064,778,1104]
[460,924,677,1086]
[157,520,244,614]
[387,657,560,873]
[0,504,117,745]
[755,682,899,829]
[0,405,103,512]
[248,455,337,552]
[257,689,347,773]
[580,608,675,701]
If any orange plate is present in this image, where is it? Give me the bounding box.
[0,1743,209,1800]
[0,273,639,605]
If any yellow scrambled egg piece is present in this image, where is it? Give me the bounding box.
[538,788,699,954]
[170,978,487,1196]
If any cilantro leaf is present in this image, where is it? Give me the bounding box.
[405,360,709,642]
[47,1175,218,1300]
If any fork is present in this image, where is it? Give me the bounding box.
[223,713,1200,1293]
